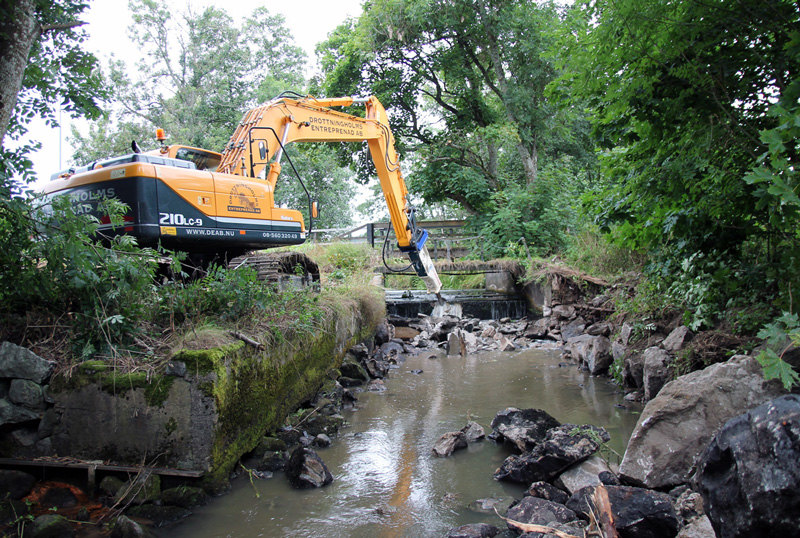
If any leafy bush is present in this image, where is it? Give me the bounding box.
[754,312,800,390]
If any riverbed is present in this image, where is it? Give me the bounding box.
[161,345,641,538]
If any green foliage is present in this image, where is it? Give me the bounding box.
[755,312,800,390]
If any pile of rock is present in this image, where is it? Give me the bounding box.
[0,342,58,457]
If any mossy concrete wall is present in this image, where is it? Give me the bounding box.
[44,291,383,490]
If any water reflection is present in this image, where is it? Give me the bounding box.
[161,346,641,538]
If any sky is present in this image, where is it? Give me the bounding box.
[26,0,365,184]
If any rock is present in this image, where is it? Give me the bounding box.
[379,341,405,358]
[494,425,600,485]
[462,331,480,354]
[619,323,633,346]
[446,332,464,357]
[164,360,186,377]
[505,496,577,528]
[695,394,800,538]
[339,360,369,381]
[551,305,576,320]
[394,326,420,340]
[446,523,499,538]
[365,358,389,379]
[432,431,468,457]
[461,421,485,442]
[126,504,192,527]
[337,376,364,388]
[663,326,693,352]
[0,398,41,425]
[257,450,288,472]
[468,496,515,514]
[285,447,333,488]
[375,320,395,345]
[367,379,387,392]
[524,482,570,505]
[38,408,60,439]
[481,325,497,338]
[116,473,161,506]
[312,433,332,448]
[676,515,716,538]
[565,335,613,375]
[622,351,645,389]
[642,347,673,400]
[561,317,587,341]
[8,379,45,411]
[0,342,55,384]
[160,486,208,508]
[40,487,78,508]
[31,514,73,538]
[110,515,157,538]
[619,355,786,489]
[498,336,516,352]
[612,341,626,361]
[0,469,36,500]
[524,318,551,339]
[490,407,561,452]
[554,455,612,495]
[567,485,679,538]
[97,476,124,497]
[0,499,29,525]
[586,321,613,337]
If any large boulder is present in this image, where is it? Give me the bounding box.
[285,447,333,489]
[0,342,55,384]
[619,355,786,489]
[0,470,36,500]
[432,431,468,457]
[30,514,73,538]
[490,407,561,452]
[494,425,600,485]
[555,455,613,495]
[695,394,800,538]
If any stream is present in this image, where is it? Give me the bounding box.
[161,345,641,538]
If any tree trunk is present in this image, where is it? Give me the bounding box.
[0,0,40,145]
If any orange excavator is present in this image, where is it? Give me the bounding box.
[42,94,443,295]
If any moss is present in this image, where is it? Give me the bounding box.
[100,371,149,395]
[79,360,108,374]
[144,375,175,407]
[173,341,244,375]
[164,417,178,436]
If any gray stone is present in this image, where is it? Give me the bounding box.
[126,505,192,527]
[447,523,499,538]
[567,485,679,538]
[9,379,45,410]
[313,434,332,448]
[432,431,468,457]
[164,360,187,377]
[490,407,561,452]
[31,513,73,538]
[561,317,586,341]
[676,515,716,538]
[622,351,645,389]
[494,425,600,485]
[619,355,786,489]
[0,470,37,500]
[447,332,464,357]
[663,326,693,352]
[586,321,612,337]
[161,485,208,508]
[468,496,515,514]
[555,455,612,495]
[498,336,516,352]
[551,305,576,320]
[619,323,633,346]
[0,398,40,425]
[566,335,612,375]
[612,341,626,361]
[110,515,157,538]
[695,394,800,538]
[285,447,333,488]
[505,496,577,528]
[525,482,570,505]
[99,476,125,496]
[643,347,673,400]
[0,342,55,384]
[116,472,161,505]
[461,420,485,442]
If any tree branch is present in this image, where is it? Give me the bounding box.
[41,21,86,33]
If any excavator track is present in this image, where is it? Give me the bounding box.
[228,251,320,288]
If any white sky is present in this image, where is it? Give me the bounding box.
[26,0,365,183]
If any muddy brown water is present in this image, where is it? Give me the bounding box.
[160,345,641,538]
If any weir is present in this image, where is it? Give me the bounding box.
[385,289,530,320]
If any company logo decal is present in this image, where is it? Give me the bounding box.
[227,183,261,214]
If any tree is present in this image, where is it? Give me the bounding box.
[317,0,595,255]
[71,0,307,157]
[0,0,105,181]
[559,0,799,320]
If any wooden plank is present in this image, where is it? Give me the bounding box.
[0,458,204,478]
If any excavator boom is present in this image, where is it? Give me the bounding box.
[220,95,443,294]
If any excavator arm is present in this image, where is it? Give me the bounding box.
[218,95,443,295]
